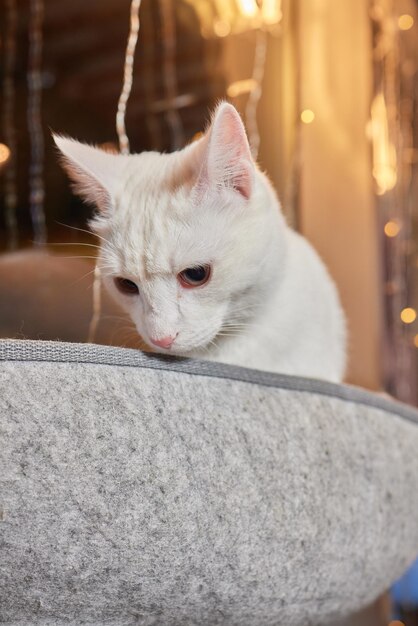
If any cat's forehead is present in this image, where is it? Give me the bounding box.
[104,150,247,278]
[108,184,231,279]
[120,151,194,196]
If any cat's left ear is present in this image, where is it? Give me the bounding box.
[196,102,254,200]
[53,135,122,214]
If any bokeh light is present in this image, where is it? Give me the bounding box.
[384,220,401,237]
[398,14,414,31]
[0,143,11,165]
[400,307,417,324]
[301,109,315,124]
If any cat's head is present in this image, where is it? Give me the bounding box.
[54,103,284,355]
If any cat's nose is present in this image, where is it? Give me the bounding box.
[149,335,176,349]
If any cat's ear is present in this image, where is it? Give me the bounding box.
[196,102,254,200]
[53,135,121,213]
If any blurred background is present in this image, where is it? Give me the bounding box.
[1,0,418,622]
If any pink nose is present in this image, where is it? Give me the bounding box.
[150,335,176,349]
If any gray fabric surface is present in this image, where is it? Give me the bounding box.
[1,339,418,626]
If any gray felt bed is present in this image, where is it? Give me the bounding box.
[1,339,418,626]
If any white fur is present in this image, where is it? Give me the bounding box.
[54,103,346,382]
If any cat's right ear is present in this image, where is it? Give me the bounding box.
[53,135,120,214]
[191,102,254,202]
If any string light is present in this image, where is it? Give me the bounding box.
[370,92,397,194]
[141,4,163,150]
[184,0,282,38]
[90,0,142,343]
[0,144,11,165]
[398,15,414,31]
[245,29,268,159]
[27,0,47,245]
[2,0,18,249]
[87,264,102,343]
[89,0,141,343]
[238,0,259,19]
[261,0,282,25]
[227,78,258,98]
[301,109,315,124]
[384,220,401,237]
[371,0,416,403]
[213,20,231,37]
[158,0,184,150]
[116,0,142,155]
[400,307,416,324]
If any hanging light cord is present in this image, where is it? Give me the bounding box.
[89,0,142,343]
[27,0,47,245]
[116,0,142,155]
[3,0,18,250]
[245,28,268,160]
[158,0,184,150]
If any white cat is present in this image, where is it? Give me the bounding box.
[54,102,346,381]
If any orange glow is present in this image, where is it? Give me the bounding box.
[398,14,414,30]
[413,335,418,348]
[227,78,258,98]
[213,20,231,37]
[261,0,282,25]
[400,308,417,324]
[189,0,282,37]
[0,143,11,164]
[370,93,397,195]
[384,220,401,237]
[301,109,315,124]
[237,0,258,18]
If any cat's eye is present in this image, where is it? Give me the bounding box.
[114,277,139,295]
[178,264,211,288]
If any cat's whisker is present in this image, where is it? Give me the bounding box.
[46,241,102,250]
[56,222,117,250]
[102,321,136,344]
[68,268,99,288]
[228,305,259,312]
[110,327,141,347]
[47,255,98,261]
[66,262,116,288]
[224,322,254,330]
[100,314,132,323]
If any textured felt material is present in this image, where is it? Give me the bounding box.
[1,339,418,626]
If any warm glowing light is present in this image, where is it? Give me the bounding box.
[398,14,414,31]
[213,20,231,37]
[187,0,281,37]
[227,78,258,98]
[370,93,397,195]
[261,0,282,25]
[389,621,405,626]
[400,308,417,324]
[384,220,401,237]
[301,109,315,124]
[0,143,11,164]
[237,0,258,18]
[413,335,418,348]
